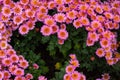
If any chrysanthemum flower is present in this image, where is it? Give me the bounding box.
[80,74,86,80]
[2,58,12,66]
[104,12,113,19]
[79,4,88,12]
[64,74,71,80]
[88,32,99,41]
[69,54,76,60]
[60,24,66,30]
[10,54,19,63]
[70,60,80,67]
[113,15,120,23]
[26,73,33,79]
[86,38,95,46]
[40,25,52,36]
[91,20,101,30]
[57,5,65,12]
[6,48,16,56]
[14,76,25,80]
[38,76,47,80]
[67,10,77,20]
[51,25,59,34]
[58,39,64,45]
[26,9,35,18]
[20,0,29,5]
[14,68,24,76]
[96,48,105,57]
[95,5,103,14]
[54,13,66,23]
[0,72,3,80]
[3,0,11,6]
[66,65,75,74]
[100,38,110,48]
[26,21,35,30]
[1,15,9,22]
[97,15,105,22]
[19,60,29,69]
[48,1,56,9]
[54,0,64,5]
[0,41,8,49]
[105,51,112,59]
[64,0,72,4]
[30,0,39,7]
[102,73,110,80]
[80,17,90,26]
[0,50,6,58]
[44,18,55,27]
[13,16,23,25]
[71,71,80,80]
[39,6,48,14]
[57,29,68,40]
[19,25,29,35]
[13,5,23,15]
[2,7,12,17]
[33,63,39,69]
[73,19,82,29]
[18,55,25,61]
[3,71,11,79]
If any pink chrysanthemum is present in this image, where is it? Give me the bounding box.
[88,32,99,41]
[9,65,18,74]
[67,10,77,20]
[19,60,29,69]
[66,65,75,74]
[26,9,35,18]
[0,71,3,80]
[80,17,90,26]
[95,5,103,14]
[33,63,39,69]
[104,12,113,19]
[86,38,95,46]
[100,38,110,48]
[57,29,68,40]
[57,5,65,12]
[0,41,8,49]
[3,71,11,79]
[10,54,19,63]
[3,0,11,6]
[64,0,72,4]
[105,51,112,59]
[13,5,23,15]
[39,6,48,14]
[70,60,80,67]
[40,25,52,36]
[0,50,6,58]
[2,7,12,17]
[44,18,55,26]
[14,76,25,80]
[26,20,35,30]
[64,74,71,80]
[51,25,59,34]
[79,4,88,12]
[102,73,110,80]
[80,74,86,80]
[91,20,101,30]
[96,48,105,57]
[107,58,114,65]
[2,58,12,66]
[58,39,64,45]
[69,54,76,60]
[26,73,33,79]
[13,16,23,25]
[19,25,29,35]
[54,13,66,23]
[54,0,64,5]
[6,48,16,56]
[71,71,81,80]
[38,76,47,80]
[14,68,24,76]
[48,1,56,9]
[20,0,29,5]
[73,19,82,29]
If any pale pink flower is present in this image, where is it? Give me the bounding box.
[40,25,52,36]
[33,63,39,69]
[57,29,68,40]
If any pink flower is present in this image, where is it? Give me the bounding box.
[2,6,12,17]
[3,70,11,79]
[91,20,101,30]
[6,48,16,56]
[0,41,8,49]
[20,0,29,5]
[51,25,59,34]
[69,54,76,60]
[57,29,68,40]
[13,16,23,25]
[2,58,12,66]
[58,39,64,45]
[0,71,3,80]
[88,32,99,41]
[54,13,66,23]
[44,18,55,26]
[96,48,105,57]
[26,73,33,79]
[14,68,24,76]
[33,63,39,69]
[13,4,23,15]
[73,19,82,29]
[38,76,47,80]
[10,54,19,63]
[64,74,71,80]
[80,17,90,26]
[65,65,75,74]
[67,10,77,20]
[86,38,95,46]
[100,38,110,48]
[102,73,110,80]
[71,71,81,80]
[70,60,80,67]
[40,25,52,36]
[19,60,29,69]
[19,24,29,35]
[26,9,35,18]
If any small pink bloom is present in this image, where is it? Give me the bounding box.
[26,73,33,79]
[54,13,66,23]
[14,68,24,76]
[96,48,105,57]
[19,24,29,35]
[38,76,47,80]
[40,25,52,36]
[65,65,75,74]
[57,29,68,40]
[33,63,39,69]
[19,60,29,69]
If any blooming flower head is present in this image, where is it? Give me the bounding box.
[26,20,35,30]
[88,32,99,41]
[9,65,18,74]
[113,15,120,23]
[3,0,11,6]
[105,51,112,59]
[104,12,113,19]
[70,59,80,67]
[100,38,110,48]
[39,6,48,14]
[57,29,68,40]
[58,39,64,45]
[69,54,76,60]
[51,25,59,34]
[13,16,23,25]
[102,73,110,80]
[73,19,82,29]
[10,54,19,63]
[26,9,35,18]
[19,60,29,69]
[40,25,52,36]
[95,5,103,14]
[86,38,95,46]
[20,0,29,5]
[64,0,72,4]
[13,4,23,15]
[97,15,105,22]
[107,58,114,65]
[66,65,75,74]
[79,4,88,12]
[48,1,56,9]
[91,20,101,30]
[26,73,33,79]
[19,24,29,35]
[96,48,105,57]
[38,76,47,80]
[44,18,55,27]
[71,71,80,80]
[14,68,24,76]
[3,70,11,79]
[80,74,86,80]
[6,48,16,56]
[54,0,64,5]
[2,6,12,17]
[0,41,8,49]
[0,50,6,58]
[64,74,71,80]
[54,13,66,23]
[33,63,39,69]
[2,58,12,66]
[67,10,77,20]
[0,71,3,80]
[14,76,25,80]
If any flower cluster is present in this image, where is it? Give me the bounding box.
[64,54,86,80]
